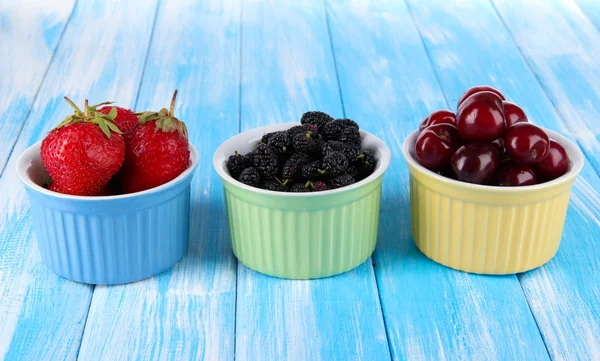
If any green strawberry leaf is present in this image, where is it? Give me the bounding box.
[98,120,111,138]
[106,120,123,134]
[89,101,114,108]
[106,107,118,120]
[158,108,169,117]
[57,115,75,128]
[138,111,160,124]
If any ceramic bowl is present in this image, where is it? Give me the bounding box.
[402,128,584,274]
[16,141,199,284]
[213,123,391,279]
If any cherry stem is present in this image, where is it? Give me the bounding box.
[170,89,178,116]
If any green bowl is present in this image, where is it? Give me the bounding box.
[213,123,391,279]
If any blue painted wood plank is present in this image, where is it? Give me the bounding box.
[326,1,551,360]
[0,1,158,360]
[0,0,75,176]
[405,0,600,359]
[235,1,391,360]
[575,0,600,43]
[77,1,240,360]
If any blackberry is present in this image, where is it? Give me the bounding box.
[262,180,287,192]
[253,143,279,178]
[282,152,310,180]
[347,165,358,178]
[245,152,255,165]
[290,182,311,192]
[356,150,377,179]
[292,132,320,153]
[238,167,261,187]
[339,127,361,145]
[331,174,355,188]
[322,151,350,176]
[261,131,280,144]
[226,151,251,179]
[322,118,359,140]
[308,181,332,192]
[300,111,333,132]
[287,124,318,138]
[322,140,360,160]
[265,131,291,155]
[301,160,325,179]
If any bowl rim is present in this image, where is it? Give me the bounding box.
[213,122,392,197]
[402,127,584,192]
[16,141,199,201]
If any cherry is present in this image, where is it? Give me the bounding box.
[419,110,456,133]
[456,91,506,142]
[436,166,457,180]
[491,137,504,155]
[504,123,550,165]
[534,140,569,181]
[451,143,499,184]
[457,85,505,109]
[493,160,536,186]
[415,124,462,170]
[503,101,528,127]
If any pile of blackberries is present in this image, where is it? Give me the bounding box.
[226,111,377,192]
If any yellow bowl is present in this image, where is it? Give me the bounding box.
[402,128,584,274]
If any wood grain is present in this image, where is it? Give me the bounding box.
[327,1,550,360]
[405,0,600,359]
[489,1,600,359]
[235,1,391,360]
[0,0,75,176]
[77,1,240,360]
[0,1,158,359]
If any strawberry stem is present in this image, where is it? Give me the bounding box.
[170,90,178,117]
[84,99,89,119]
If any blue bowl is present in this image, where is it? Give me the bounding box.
[16,141,199,284]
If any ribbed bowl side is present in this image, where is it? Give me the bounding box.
[224,185,382,279]
[410,176,571,274]
[29,187,191,284]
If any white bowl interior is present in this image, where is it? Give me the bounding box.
[213,122,392,196]
[16,141,200,200]
[402,127,585,191]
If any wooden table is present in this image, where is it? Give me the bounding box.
[2,1,600,360]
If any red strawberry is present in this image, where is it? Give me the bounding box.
[41,98,125,196]
[119,90,190,193]
[96,105,138,134]
[48,181,113,196]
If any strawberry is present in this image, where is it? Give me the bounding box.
[95,103,138,135]
[119,90,190,193]
[41,98,126,196]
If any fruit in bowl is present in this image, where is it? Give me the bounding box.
[16,91,198,284]
[403,85,585,275]
[415,85,570,186]
[40,91,190,196]
[213,117,391,279]
[225,112,377,192]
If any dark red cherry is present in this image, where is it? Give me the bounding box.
[456,91,506,142]
[457,85,505,109]
[503,101,528,127]
[491,137,504,155]
[504,123,550,165]
[534,140,569,181]
[415,124,462,170]
[493,160,536,186]
[419,110,457,133]
[435,166,457,180]
[451,143,499,184]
